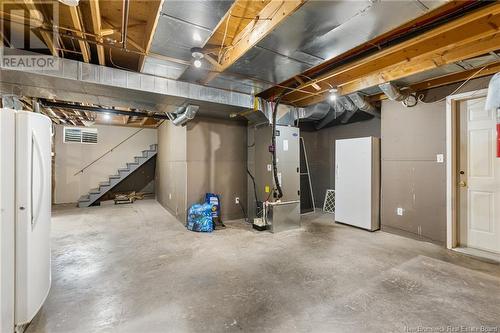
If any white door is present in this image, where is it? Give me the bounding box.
[15,111,52,325]
[459,98,500,253]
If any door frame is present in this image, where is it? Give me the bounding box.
[445,88,489,249]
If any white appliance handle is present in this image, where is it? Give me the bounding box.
[31,130,45,229]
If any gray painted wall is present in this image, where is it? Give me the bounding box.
[380,76,490,243]
[156,117,247,223]
[302,117,381,207]
[381,100,447,243]
[156,121,188,222]
[186,117,247,221]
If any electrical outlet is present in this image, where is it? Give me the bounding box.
[235,197,240,204]
[436,154,444,163]
[397,207,404,216]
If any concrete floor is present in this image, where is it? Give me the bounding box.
[27,200,500,333]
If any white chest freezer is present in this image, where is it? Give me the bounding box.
[335,137,380,231]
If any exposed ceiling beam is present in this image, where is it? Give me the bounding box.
[40,101,172,120]
[138,0,164,71]
[21,0,58,57]
[88,0,106,65]
[368,60,500,102]
[202,0,305,83]
[101,18,145,53]
[218,0,305,70]
[282,2,500,106]
[258,0,479,100]
[68,6,90,63]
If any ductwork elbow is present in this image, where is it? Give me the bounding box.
[379,82,408,102]
[299,102,331,121]
[172,104,199,126]
[348,93,376,113]
[315,101,346,130]
[338,96,357,111]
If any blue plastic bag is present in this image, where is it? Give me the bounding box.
[186,203,214,232]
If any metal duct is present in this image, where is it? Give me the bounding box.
[172,104,199,126]
[338,96,357,111]
[0,49,253,114]
[32,98,41,113]
[40,100,172,119]
[379,82,409,101]
[348,93,380,118]
[341,109,357,124]
[315,101,345,130]
[1,94,22,110]
[298,102,331,121]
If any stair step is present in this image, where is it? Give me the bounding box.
[78,195,90,202]
[78,143,155,208]
[134,156,146,163]
[126,162,138,169]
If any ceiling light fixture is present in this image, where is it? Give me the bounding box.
[103,113,111,121]
[193,32,202,42]
[190,47,204,69]
[329,88,339,102]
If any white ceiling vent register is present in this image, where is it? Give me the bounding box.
[63,127,98,144]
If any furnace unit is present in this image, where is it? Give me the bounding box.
[248,124,300,232]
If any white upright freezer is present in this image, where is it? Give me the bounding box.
[335,137,380,231]
[0,108,52,333]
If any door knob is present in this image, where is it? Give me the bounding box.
[458,181,467,187]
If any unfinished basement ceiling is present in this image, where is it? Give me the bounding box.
[144,0,447,95]
[2,0,499,127]
[141,0,234,81]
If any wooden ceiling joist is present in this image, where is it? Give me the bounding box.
[202,0,305,83]
[88,0,106,66]
[137,0,164,71]
[270,2,500,106]
[218,0,305,70]
[21,0,58,57]
[368,60,500,102]
[68,6,90,63]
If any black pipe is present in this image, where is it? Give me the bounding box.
[247,169,258,204]
[40,101,172,120]
[271,96,283,199]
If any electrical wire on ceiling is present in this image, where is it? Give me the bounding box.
[217,2,285,65]
[109,48,131,71]
[217,11,232,63]
[417,65,488,104]
[229,14,272,20]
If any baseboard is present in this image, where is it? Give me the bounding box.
[381,225,445,246]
